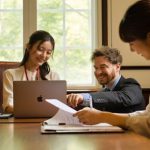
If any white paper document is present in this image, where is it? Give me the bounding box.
[41,124,124,133]
[42,109,124,133]
[44,109,81,125]
[45,99,76,114]
[42,99,124,133]
[45,99,81,125]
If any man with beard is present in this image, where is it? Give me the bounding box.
[67,47,145,113]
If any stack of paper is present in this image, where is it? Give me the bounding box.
[41,99,124,133]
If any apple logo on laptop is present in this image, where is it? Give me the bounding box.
[37,95,43,102]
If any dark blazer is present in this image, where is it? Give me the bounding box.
[90,76,145,113]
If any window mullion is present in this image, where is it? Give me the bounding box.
[23,0,37,47]
[63,0,66,78]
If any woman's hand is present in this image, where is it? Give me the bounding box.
[73,107,103,125]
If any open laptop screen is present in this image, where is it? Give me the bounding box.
[13,80,66,118]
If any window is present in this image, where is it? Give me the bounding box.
[0,0,98,89]
[0,0,23,61]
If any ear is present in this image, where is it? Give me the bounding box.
[116,63,121,71]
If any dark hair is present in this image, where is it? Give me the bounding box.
[20,30,55,80]
[91,47,122,64]
[119,0,150,42]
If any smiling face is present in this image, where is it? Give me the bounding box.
[27,41,53,69]
[93,56,121,86]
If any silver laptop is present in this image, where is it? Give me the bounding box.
[13,80,66,118]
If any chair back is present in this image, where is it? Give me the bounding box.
[0,62,19,112]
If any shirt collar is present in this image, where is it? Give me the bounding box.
[105,74,121,90]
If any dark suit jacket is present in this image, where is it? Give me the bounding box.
[89,76,145,113]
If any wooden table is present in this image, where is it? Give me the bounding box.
[0,117,46,123]
[0,118,150,150]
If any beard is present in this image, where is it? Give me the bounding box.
[96,72,115,86]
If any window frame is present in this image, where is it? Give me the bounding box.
[11,0,102,90]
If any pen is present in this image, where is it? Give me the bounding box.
[89,97,93,109]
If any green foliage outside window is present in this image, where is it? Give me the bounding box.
[0,0,95,86]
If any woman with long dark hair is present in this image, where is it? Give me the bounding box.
[3,30,59,113]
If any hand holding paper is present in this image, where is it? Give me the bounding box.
[42,99,124,133]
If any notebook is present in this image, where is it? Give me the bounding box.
[41,124,124,134]
[13,80,66,118]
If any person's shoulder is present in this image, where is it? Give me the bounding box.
[3,66,24,75]
[122,77,140,85]
[47,70,60,80]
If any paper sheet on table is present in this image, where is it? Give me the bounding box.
[42,99,124,133]
[42,110,124,133]
[42,109,124,133]
[45,99,76,114]
[45,99,80,125]
[45,99,112,126]
[41,123,124,133]
[44,109,81,125]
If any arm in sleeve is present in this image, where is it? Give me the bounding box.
[2,70,14,110]
[80,93,92,107]
[126,114,150,138]
[90,78,145,111]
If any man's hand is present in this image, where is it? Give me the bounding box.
[66,94,84,108]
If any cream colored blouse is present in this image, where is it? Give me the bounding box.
[2,66,60,110]
[126,98,150,137]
